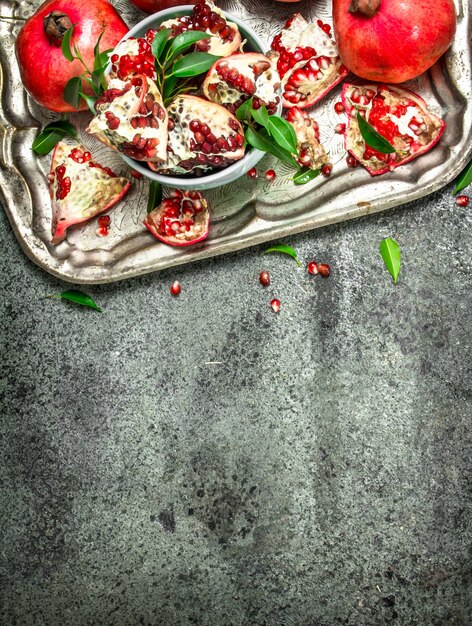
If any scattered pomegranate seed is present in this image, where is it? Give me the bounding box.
[265,169,277,181]
[96,226,109,237]
[259,270,271,286]
[130,169,143,179]
[270,298,281,313]
[321,164,333,177]
[318,263,331,277]
[247,167,258,179]
[334,123,346,134]
[456,195,470,207]
[307,261,319,275]
[346,155,358,168]
[98,215,111,228]
[170,280,181,296]
[334,102,345,114]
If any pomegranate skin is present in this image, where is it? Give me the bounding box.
[333,0,456,83]
[15,0,129,112]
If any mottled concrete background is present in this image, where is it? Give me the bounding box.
[1,184,471,626]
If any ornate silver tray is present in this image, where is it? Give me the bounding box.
[1,0,471,283]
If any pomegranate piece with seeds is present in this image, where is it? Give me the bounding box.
[49,142,130,244]
[109,37,156,82]
[159,0,242,58]
[202,53,281,115]
[144,189,210,247]
[286,107,329,170]
[269,13,348,109]
[342,83,446,176]
[87,75,168,163]
[150,95,245,175]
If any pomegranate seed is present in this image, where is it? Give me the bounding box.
[334,123,346,134]
[456,195,469,207]
[346,155,358,168]
[265,169,276,181]
[321,164,333,177]
[334,102,345,114]
[307,262,318,275]
[130,169,143,179]
[247,167,258,179]
[170,280,181,296]
[259,270,270,286]
[98,215,111,228]
[270,298,281,313]
[318,263,331,277]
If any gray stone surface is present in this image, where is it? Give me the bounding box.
[0,184,471,626]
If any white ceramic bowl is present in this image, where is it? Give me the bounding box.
[113,5,277,190]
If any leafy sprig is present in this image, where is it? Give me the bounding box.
[151,30,218,104]
[62,25,112,111]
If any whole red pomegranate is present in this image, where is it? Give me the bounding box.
[16,0,129,112]
[333,0,456,83]
[129,0,191,13]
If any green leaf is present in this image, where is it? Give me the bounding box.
[91,68,107,94]
[147,181,162,214]
[267,115,298,155]
[263,244,301,267]
[454,159,472,194]
[357,111,396,154]
[380,237,401,284]
[236,98,254,123]
[293,167,320,185]
[245,127,297,168]
[42,120,78,139]
[152,28,171,61]
[32,130,65,155]
[163,74,178,102]
[250,106,270,128]
[61,25,75,62]
[63,76,82,109]
[94,49,112,72]
[54,289,102,312]
[167,30,211,62]
[93,31,105,62]
[32,121,78,155]
[172,52,221,78]
[80,92,98,113]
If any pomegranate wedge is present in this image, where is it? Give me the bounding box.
[202,53,281,115]
[270,13,348,109]
[144,190,210,247]
[49,142,130,244]
[286,107,329,170]
[87,75,168,162]
[342,83,446,175]
[151,95,245,175]
[109,37,156,82]
[159,0,242,57]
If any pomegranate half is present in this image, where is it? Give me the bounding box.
[333,0,456,83]
[15,0,129,112]
[342,83,446,175]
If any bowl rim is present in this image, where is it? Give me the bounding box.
[111,4,273,189]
